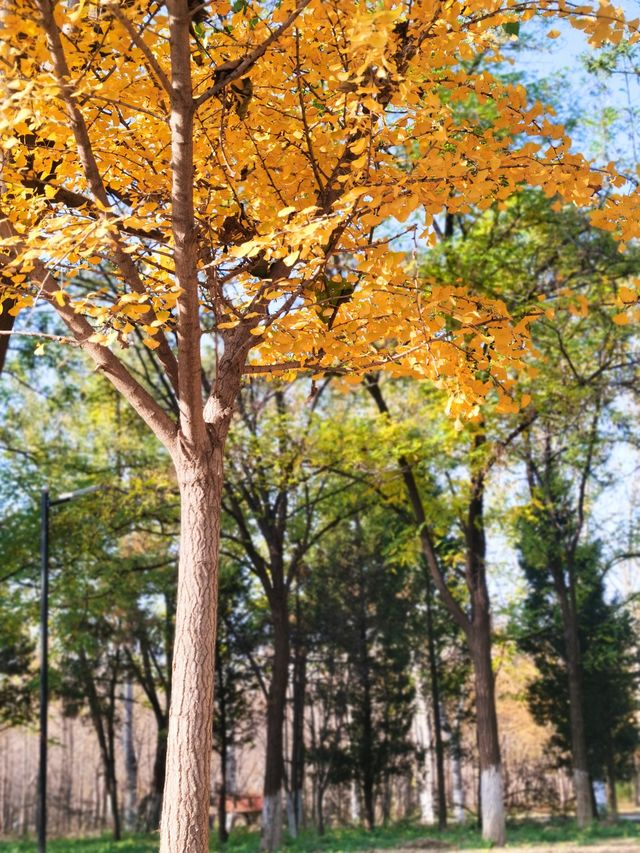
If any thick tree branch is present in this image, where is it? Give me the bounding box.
[32,256,178,450]
[167,0,205,446]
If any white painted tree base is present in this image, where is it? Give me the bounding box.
[451,752,465,824]
[261,791,283,852]
[481,765,506,845]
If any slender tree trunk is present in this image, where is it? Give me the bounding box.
[143,723,168,831]
[413,670,435,825]
[316,784,325,835]
[218,756,228,844]
[106,756,121,841]
[160,447,224,853]
[79,651,121,840]
[366,383,504,840]
[261,601,290,852]
[216,640,229,844]
[350,780,360,824]
[357,563,375,832]
[107,666,123,841]
[451,708,466,825]
[557,587,594,828]
[123,680,138,832]
[425,573,447,829]
[464,436,506,846]
[470,619,505,846]
[288,639,306,837]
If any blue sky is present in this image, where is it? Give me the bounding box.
[485,5,640,614]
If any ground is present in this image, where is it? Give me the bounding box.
[0,818,639,852]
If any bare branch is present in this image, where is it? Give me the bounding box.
[110,6,172,96]
[34,0,181,394]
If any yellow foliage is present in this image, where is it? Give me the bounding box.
[0,0,637,419]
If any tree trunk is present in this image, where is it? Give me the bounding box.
[316,784,325,836]
[143,724,168,832]
[425,573,447,829]
[288,637,306,837]
[218,766,228,844]
[557,588,594,828]
[216,639,229,844]
[413,670,435,825]
[470,621,505,846]
[106,666,122,841]
[106,756,121,841]
[357,563,375,832]
[451,709,466,825]
[382,773,391,825]
[606,735,618,818]
[261,602,290,852]
[79,650,121,840]
[350,780,360,824]
[160,448,224,853]
[123,680,138,832]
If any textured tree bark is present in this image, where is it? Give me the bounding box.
[261,602,290,852]
[159,445,224,853]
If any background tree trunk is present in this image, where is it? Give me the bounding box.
[123,680,138,832]
[450,706,466,825]
[215,640,229,844]
[425,573,447,829]
[288,623,306,838]
[413,671,436,825]
[261,602,289,852]
[470,620,505,846]
[557,588,594,828]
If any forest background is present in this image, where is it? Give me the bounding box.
[1,1,640,852]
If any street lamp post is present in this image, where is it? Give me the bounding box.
[37,484,104,853]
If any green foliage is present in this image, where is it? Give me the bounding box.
[514,482,640,780]
[305,510,417,804]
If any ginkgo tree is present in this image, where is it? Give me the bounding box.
[0,0,638,849]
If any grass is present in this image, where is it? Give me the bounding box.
[1,817,639,852]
